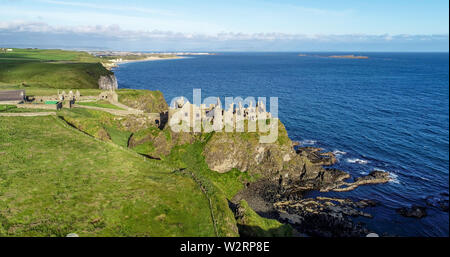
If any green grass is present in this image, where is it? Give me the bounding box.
[0,105,17,112]
[0,116,219,236]
[77,101,124,110]
[0,62,111,89]
[56,108,118,141]
[104,125,132,148]
[235,200,293,237]
[166,141,259,198]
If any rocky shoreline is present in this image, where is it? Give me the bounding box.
[232,147,391,237]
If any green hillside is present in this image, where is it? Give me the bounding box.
[0,48,111,89]
[0,116,222,236]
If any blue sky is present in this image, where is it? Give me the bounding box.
[0,0,448,51]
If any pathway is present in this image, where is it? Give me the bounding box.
[72,104,140,116]
[0,112,56,117]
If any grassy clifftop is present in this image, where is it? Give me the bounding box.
[0,48,101,62]
[0,48,112,89]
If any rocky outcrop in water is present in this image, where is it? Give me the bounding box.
[233,178,381,237]
[98,74,118,90]
[274,197,376,237]
[296,147,337,166]
[426,193,449,212]
[396,205,427,218]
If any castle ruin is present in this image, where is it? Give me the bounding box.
[168,97,273,133]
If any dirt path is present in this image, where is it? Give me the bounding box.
[72,104,140,116]
[111,102,144,114]
[0,112,56,117]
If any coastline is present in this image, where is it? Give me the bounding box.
[112,56,187,66]
[102,55,187,70]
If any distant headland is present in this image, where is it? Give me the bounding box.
[298,54,369,59]
[328,54,369,59]
[89,51,215,68]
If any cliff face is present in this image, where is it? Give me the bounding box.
[202,121,323,185]
[98,74,118,90]
[202,126,389,193]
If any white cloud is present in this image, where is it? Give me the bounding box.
[0,20,448,52]
[1,20,448,43]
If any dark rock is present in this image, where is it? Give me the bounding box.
[354,199,378,208]
[426,195,449,212]
[355,170,390,183]
[318,170,390,192]
[396,205,427,218]
[296,147,337,166]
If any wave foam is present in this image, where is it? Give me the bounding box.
[299,139,317,146]
[332,150,347,156]
[346,158,369,165]
[388,172,400,184]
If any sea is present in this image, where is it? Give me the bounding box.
[114,52,449,237]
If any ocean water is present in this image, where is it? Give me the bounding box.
[114,52,449,237]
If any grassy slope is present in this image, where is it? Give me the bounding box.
[49,106,284,237]
[0,49,111,89]
[117,89,168,113]
[0,116,220,236]
[166,141,259,200]
[235,200,293,237]
[51,109,243,236]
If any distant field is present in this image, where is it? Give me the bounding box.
[102,54,178,61]
[0,48,102,63]
[0,49,111,89]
